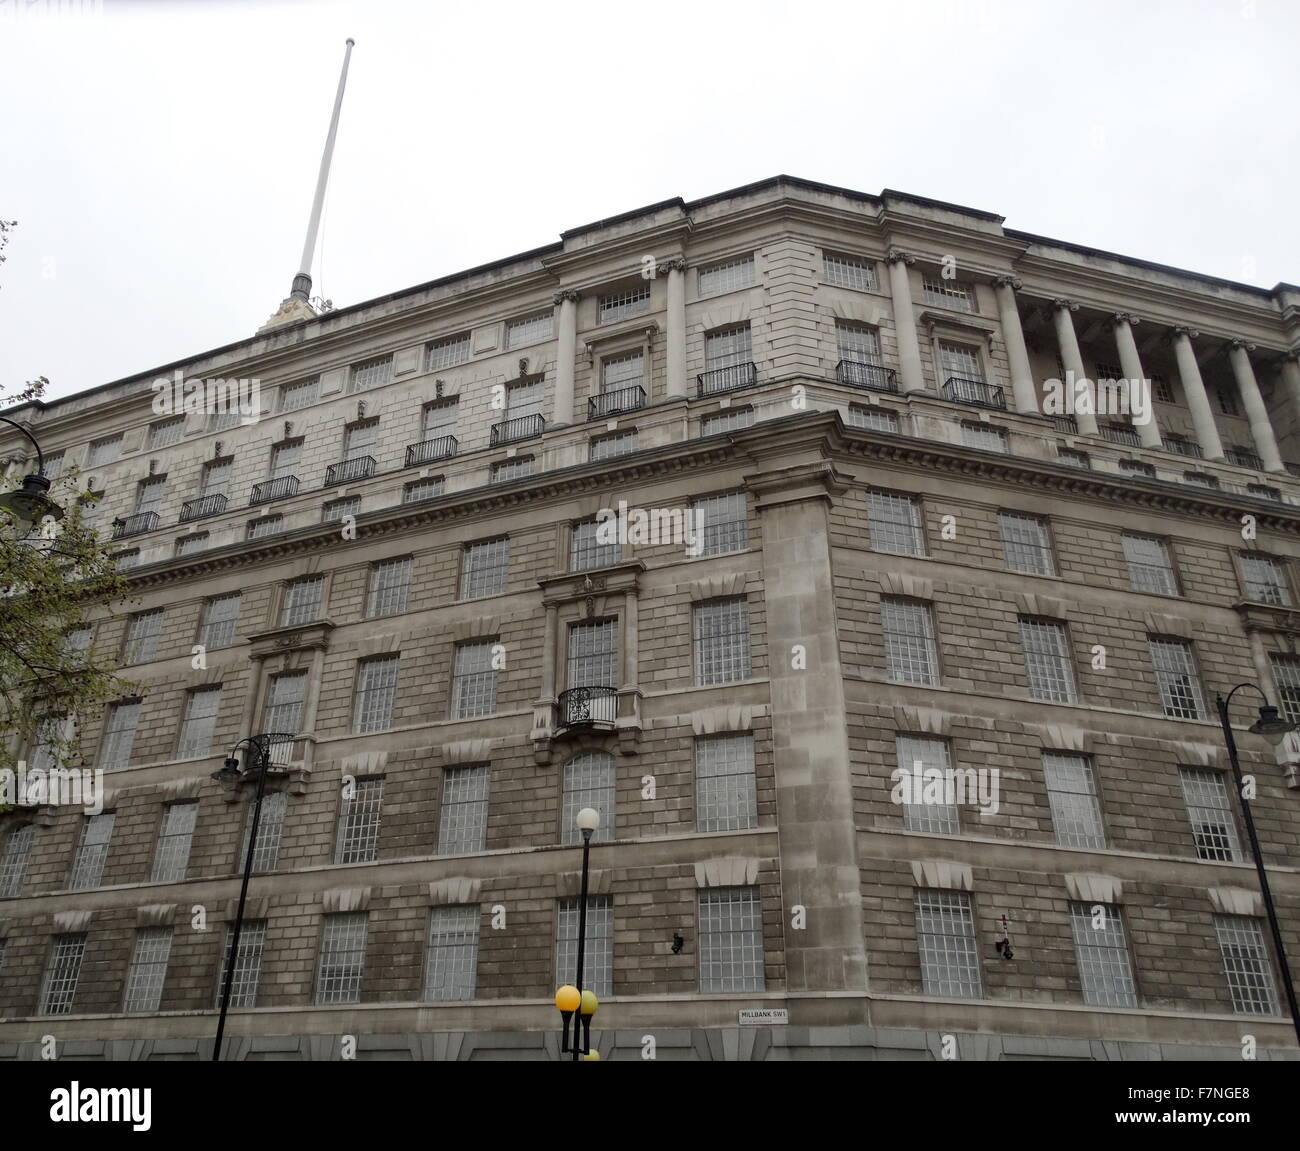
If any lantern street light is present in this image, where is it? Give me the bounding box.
[556,806,601,1060]
[0,415,63,530]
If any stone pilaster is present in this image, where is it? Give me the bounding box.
[886,250,925,394]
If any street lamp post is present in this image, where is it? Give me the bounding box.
[1215,683,1300,1046]
[556,806,601,1061]
[0,415,63,529]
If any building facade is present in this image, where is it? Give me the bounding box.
[1,176,1299,1061]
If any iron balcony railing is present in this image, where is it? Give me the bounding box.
[942,377,1006,410]
[836,360,898,393]
[490,413,545,447]
[179,493,228,523]
[250,475,299,505]
[697,362,758,398]
[111,511,160,540]
[324,456,376,486]
[1164,436,1203,459]
[1049,415,1078,434]
[404,435,458,467]
[1100,423,1141,447]
[1225,447,1264,470]
[558,686,617,727]
[588,385,646,420]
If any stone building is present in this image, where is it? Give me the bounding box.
[1,175,1299,1060]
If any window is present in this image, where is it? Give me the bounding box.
[504,377,544,421]
[590,430,638,461]
[867,491,924,556]
[571,519,619,572]
[452,641,497,719]
[364,557,411,617]
[175,532,209,557]
[1164,433,1202,459]
[425,333,470,371]
[941,344,984,390]
[316,912,368,1004]
[351,355,393,392]
[1101,421,1141,447]
[115,549,140,571]
[914,889,981,997]
[335,777,384,863]
[895,735,958,834]
[561,752,615,844]
[702,407,755,435]
[279,378,320,412]
[836,321,882,365]
[961,422,1008,453]
[87,434,123,467]
[0,824,35,898]
[241,790,287,872]
[1122,534,1177,595]
[67,812,115,890]
[422,398,459,439]
[1069,904,1137,1007]
[1183,471,1219,488]
[698,887,763,993]
[147,417,185,449]
[354,656,400,734]
[696,734,757,833]
[1215,916,1279,1015]
[151,803,197,882]
[1148,374,1173,403]
[694,491,747,556]
[247,514,283,540]
[438,765,489,855]
[201,459,232,498]
[694,598,751,685]
[177,686,222,760]
[424,906,480,1001]
[270,440,302,480]
[1217,385,1240,416]
[882,598,938,686]
[1271,654,1300,723]
[263,671,307,739]
[600,351,644,392]
[402,476,445,504]
[133,478,166,517]
[846,405,899,434]
[200,594,241,648]
[505,310,554,349]
[64,625,93,655]
[1151,638,1205,719]
[704,324,752,372]
[216,919,266,1009]
[281,576,325,627]
[343,419,379,464]
[491,455,536,483]
[123,609,164,664]
[557,896,613,996]
[999,513,1055,576]
[1020,618,1077,703]
[824,252,876,291]
[1179,767,1241,861]
[698,255,754,297]
[28,716,64,773]
[99,700,141,770]
[123,926,173,1013]
[567,619,617,692]
[1057,447,1090,469]
[598,283,650,324]
[923,276,975,313]
[1124,459,1158,479]
[1042,753,1105,849]
[1239,553,1291,605]
[39,934,87,1015]
[1248,484,1282,502]
[322,496,360,524]
[41,452,64,480]
[460,538,508,599]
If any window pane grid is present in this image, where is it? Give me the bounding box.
[177,686,222,759]
[461,538,508,599]
[123,926,173,1013]
[1070,904,1137,1007]
[571,520,620,571]
[351,355,393,392]
[704,324,752,369]
[962,422,1009,452]
[896,736,958,834]
[924,278,975,313]
[999,513,1055,576]
[152,803,197,882]
[556,896,613,996]
[882,598,938,686]
[590,430,638,460]
[824,253,876,291]
[698,256,755,297]
[123,610,163,664]
[915,890,981,997]
[99,701,141,770]
[438,766,489,855]
[1215,916,1279,1015]
[280,378,320,411]
[702,407,755,435]
[425,906,480,1000]
[425,334,470,371]
[367,557,411,617]
[148,417,185,449]
[601,351,644,390]
[492,456,536,482]
[598,284,650,324]
[1151,638,1205,719]
[453,641,497,718]
[1271,655,1300,723]
[699,887,764,992]
[567,620,616,690]
[696,734,757,832]
[68,812,114,890]
[1180,767,1241,861]
[354,656,400,734]
[0,824,35,898]
[316,913,368,1004]
[1043,753,1105,849]
[562,753,615,844]
[867,491,924,555]
[216,919,266,1008]
[39,934,87,1015]
[847,405,899,433]
[694,598,751,685]
[1240,553,1290,605]
[1122,534,1176,595]
[263,671,306,738]
[335,778,383,863]
[403,476,446,504]
[1020,618,1077,702]
[695,492,748,555]
[280,577,324,627]
[505,311,554,349]
[836,322,881,363]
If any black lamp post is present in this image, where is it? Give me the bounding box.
[1215,683,1300,1046]
[210,732,293,1062]
[555,806,601,1061]
[0,415,63,530]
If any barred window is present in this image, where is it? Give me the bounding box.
[424,906,480,1001]
[598,283,650,324]
[425,332,471,372]
[281,576,325,627]
[67,812,115,891]
[201,459,231,498]
[1042,753,1105,849]
[460,538,508,599]
[704,324,752,371]
[1020,618,1077,703]
[99,700,141,770]
[491,455,536,483]
[123,609,164,664]
[882,598,938,686]
[999,513,1055,576]
[836,321,881,364]
[39,933,87,1015]
[567,619,616,692]
[263,671,307,739]
[1179,767,1241,862]
[151,802,197,882]
[1122,534,1177,595]
[694,598,751,685]
[175,532,209,557]
[1069,903,1137,1007]
[699,887,764,993]
[824,252,876,292]
[270,440,301,480]
[961,422,1008,453]
[422,398,458,438]
[590,430,638,461]
[452,641,497,719]
[696,733,757,833]
[867,490,924,556]
[895,735,958,834]
[505,310,554,349]
[694,491,747,556]
[315,912,368,1004]
[1215,915,1279,1015]
[702,406,755,435]
[556,896,612,996]
[322,496,360,525]
[698,255,755,297]
[1270,654,1300,723]
[241,790,287,872]
[438,765,489,855]
[351,355,393,393]
[1151,637,1205,719]
[279,377,320,412]
[147,417,185,449]
[601,351,644,391]
[177,685,222,760]
[87,434,123,467]
[402,476,446,504]
[216,919,266,1009]
[335,777,384,863]
[914,889,981,997]
[0,823,35,898]
[570,518,620,572]
[846,405,899,434]
[354,656,400,734]
[1239,553,1291,605]
[561,752,615,844]
[367,557,411,617]
[123,926,174,1013]
[200,594,241,649]
[923,276,975,313]
[247,515,283,540]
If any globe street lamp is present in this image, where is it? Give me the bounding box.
[0,415,62,530]
[556,806,601,1061]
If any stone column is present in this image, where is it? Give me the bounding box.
[993,276,1036,414]
[1052,299,1099,436]
[886,249,925,394]
[663,258,688,401]
[552,290,580,427]
[622,589,639,689]
[1281,352,1300,427]
[1228,340,1284,473]
[1112,313,1161,448]
[1171,327,1224,460]
[539,603,558,703]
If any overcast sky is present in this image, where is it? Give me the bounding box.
[1,0,1296,405]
